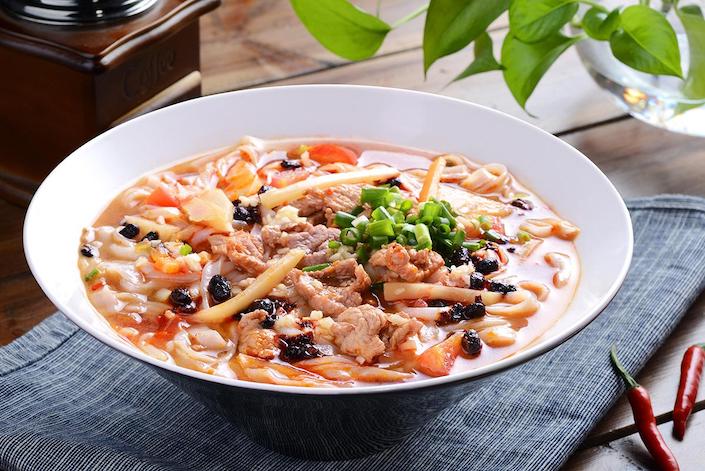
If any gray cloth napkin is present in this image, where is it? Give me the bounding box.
[2,195,705,471]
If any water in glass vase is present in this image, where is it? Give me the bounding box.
[574,0,705,136]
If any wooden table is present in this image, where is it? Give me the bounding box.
[3,2,705,469]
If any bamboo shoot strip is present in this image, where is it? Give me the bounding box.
[191,249,305,323]
[418,156,446,202]
[383,282,523,305]
[260,167,399,209]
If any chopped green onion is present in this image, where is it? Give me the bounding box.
[400,199,413,213]
[400,224,416,240]
[371,206,394,222]
[389,185,401,194]
[351,215,369,234]
[352,215,369,226]
[368,219,395,237]
[440,199,456,215]
[438,224,451,235]
[414,224,432,250]
[462,240,485,252]
[393,223,405,235]
[478,215,493,231]
[396,234,408,245]
[437,217,450,227]
[334,211,356,229]
[361,187,390,208]
[370,235,389,249]
[356,246,370,264]
[179,244,193,256]
[517,231,532,243]
[328,240,341,250]
[437,201,457,228]
[437,238,454,251]
[341,227,361,246]
[385,191,403,208]
[484,229,507,243]
[420,202,441,222]
[406,214,418,224]
[84,268,100,282]
[452,229,466,247]
[302,263,331,272]
[351,206,364,216]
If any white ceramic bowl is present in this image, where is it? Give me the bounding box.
[24,85,632,458]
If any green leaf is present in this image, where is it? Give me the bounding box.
[452,32,502,83]
[423,0,509,72]
[679,7,705,100]
[609,5,683,78]
[501,32,583,110]
[290,0,391,61]
[509,0,579,43]
[680,4,703,17]
[582,7,621,41]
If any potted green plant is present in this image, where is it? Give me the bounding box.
[291,0,705,136]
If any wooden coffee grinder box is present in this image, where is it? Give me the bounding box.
[0,0,220,204]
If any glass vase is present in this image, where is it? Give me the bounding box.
[574,0,705,136]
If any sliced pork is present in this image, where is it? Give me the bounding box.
[368,242,445,283]
[331,305,387,364]
[237,310,278,360]
[330,305,423,364]
[209,231,266,276]
[292,184,362,222]
[261,222,339,266]
[291,259,371,316]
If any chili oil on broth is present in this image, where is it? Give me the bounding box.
[79,136,580,386]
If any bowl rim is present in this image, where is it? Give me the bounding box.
[24,84,634,396]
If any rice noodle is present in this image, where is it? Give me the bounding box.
[200,257,223,310]
[399,306,447,321]
[138,263,201,283]
[79,136,581,387]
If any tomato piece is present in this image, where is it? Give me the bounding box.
[145,185,179,207]
[416,333,463,377]
[152,315,185,348]
[491,217,505,234]
[308,144,358,165]
[90,280,105,291]
[223,160,262,200]
[150,249,182,274]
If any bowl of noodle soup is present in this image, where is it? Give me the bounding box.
[24,85,632,459]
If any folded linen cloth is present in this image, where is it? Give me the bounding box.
[2,195,705,471]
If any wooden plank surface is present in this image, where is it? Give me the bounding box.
[0,198,56,344]
[564,117,705,198]
[199,1,511,94]
[254,27,625,135]
[566,409,705,470]
[200,0,430,93]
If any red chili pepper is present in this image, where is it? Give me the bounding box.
[610,346,680,471]
[673,343,705,440]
